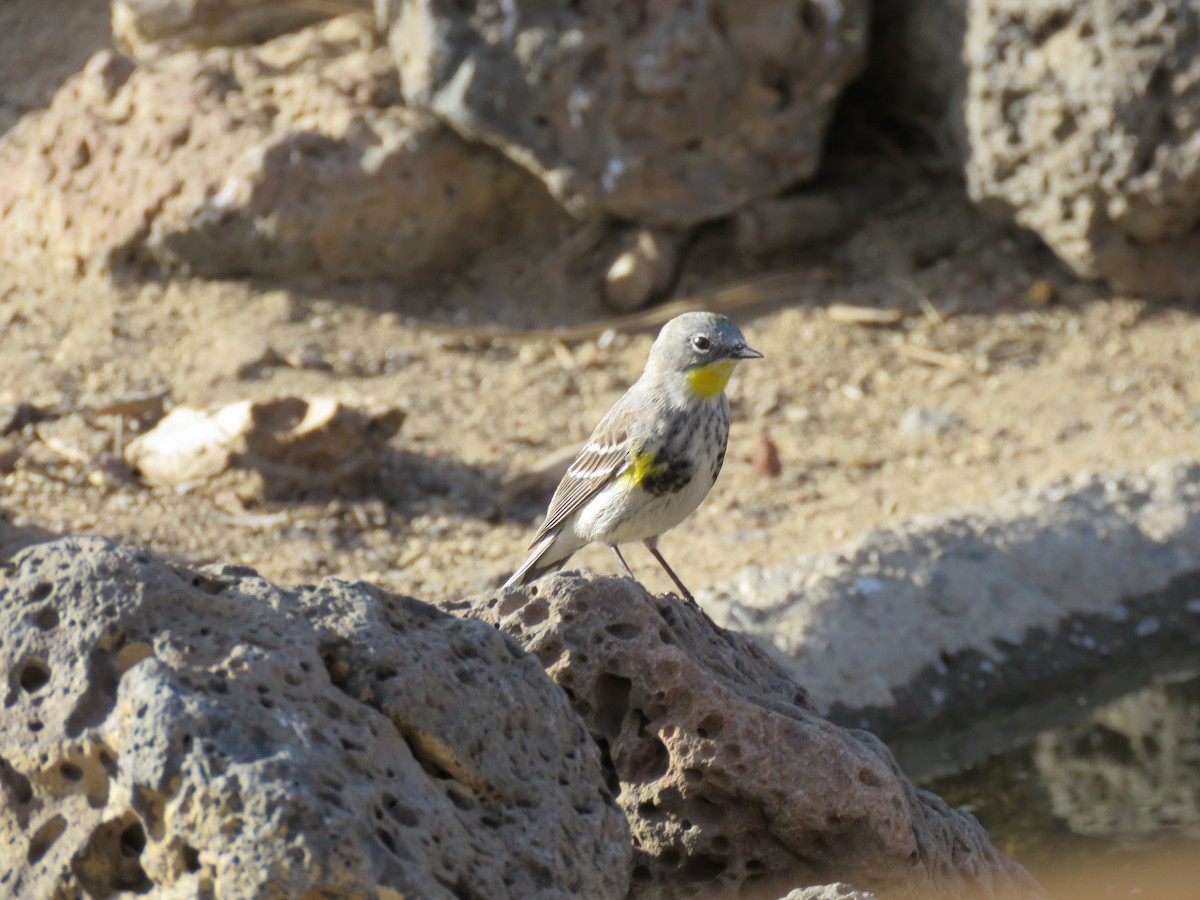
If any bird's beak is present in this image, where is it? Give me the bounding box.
[732,344,763,360]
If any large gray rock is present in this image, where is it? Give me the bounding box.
[446,575,1041,899]
[702,459,1200,777]
[0,538,630,897]
[964,0,1200,298]
[380,0,868,227]
[0,15,554,281]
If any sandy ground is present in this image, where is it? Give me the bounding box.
[3,182,1199,605]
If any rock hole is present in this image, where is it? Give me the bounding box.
[377,828,397,853]
[181,843,201,873]
[680,853,727,882]
[696,713,724,738]
[64,648,121,738]
[628,733,670,783]
[632,865,652,881]
[321,650,351,694]
[605,622,641,639]
[593,736,621,796]
[120,822,146,857]
[520,602,548,626]
[33,606,59,630]
[189,574,226,595]
[28,719,44,733]
[19,659,51,693]
[72,816,152,893]
[661,849,680,868]
[59,762,83,782]
[382,793,419,827]
[746,858,765,873]
[29,582,53,602]
[374,666,396,681]
[799,1,822,31]
[858,766,881,787]
[593,673,632,738]
[637,800,658,818]
[0,756,33,805]
[27,814,66,863]
[447,788,474,811]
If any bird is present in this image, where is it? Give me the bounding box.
[504,311,762,603]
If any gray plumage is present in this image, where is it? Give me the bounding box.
[504,312,762,600]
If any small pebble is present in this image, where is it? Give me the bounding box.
[752,432,781,477]
[897,405,960,437]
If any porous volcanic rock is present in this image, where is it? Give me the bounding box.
[0,538,630,897]
[445,574,1041,899]
[964,0,1200,298]
[0,15,555,281]
[380,0,867,227]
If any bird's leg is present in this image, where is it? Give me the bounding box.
[643,538,696,605]
[610,545,637,580]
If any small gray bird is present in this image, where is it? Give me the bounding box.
[504,311,762,602]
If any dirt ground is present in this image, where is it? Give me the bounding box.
[3,177,1199,604]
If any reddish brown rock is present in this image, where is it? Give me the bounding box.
[444,574,1042,899]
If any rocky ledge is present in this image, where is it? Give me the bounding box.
[0,537,1039,898]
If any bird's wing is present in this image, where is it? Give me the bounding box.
[528,400,636,547]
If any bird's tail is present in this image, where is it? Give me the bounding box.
[503,534,572,589]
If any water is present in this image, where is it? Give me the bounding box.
[922,669,1200,898]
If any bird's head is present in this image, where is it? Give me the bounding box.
[647,312,763,400]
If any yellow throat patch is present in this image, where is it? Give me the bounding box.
[685,360,737,399]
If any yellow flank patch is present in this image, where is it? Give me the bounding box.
[685,360,737,399]
[621,449,665,487]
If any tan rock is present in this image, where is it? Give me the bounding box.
[444,574,1042,899]
[124,396,403,488]
[0,538,631,897]
[603,229,683,312]
[0,16,549,282]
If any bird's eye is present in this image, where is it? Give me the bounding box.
[691,335,711,352]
